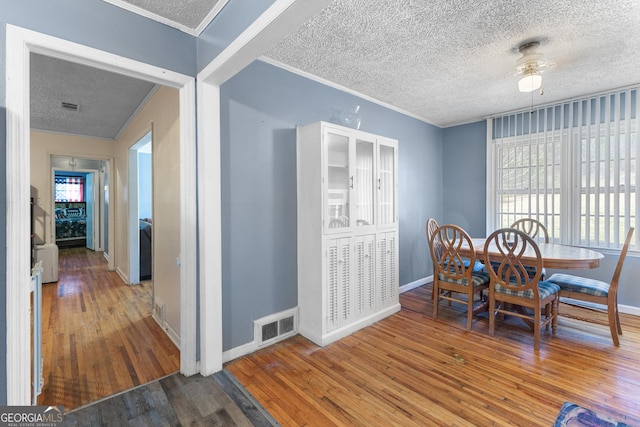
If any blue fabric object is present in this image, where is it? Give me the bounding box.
[495,280,560,300]
[554,401,631,427]
[546,273,609,297]
[463,258,486,273]
[439,271,490,287]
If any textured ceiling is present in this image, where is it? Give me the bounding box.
[119,0,221,28]
[107,0,226,31]
[30,53,156,139]
[266,0,640,127]
[31,0,640,139]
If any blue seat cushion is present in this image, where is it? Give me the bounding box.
[463,259,486,273]
[546,273,609,297]
[439,271,490,287]
[495,280,560,300]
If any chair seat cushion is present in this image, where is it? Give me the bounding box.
[444,259,485,274]
[439,271,490,287]
[546,273,609,297]
[495,280,560,300]
[463,259,486,273]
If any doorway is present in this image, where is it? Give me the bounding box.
[6,25,198,404]
[129,131,153,285]
[51,157,106,252]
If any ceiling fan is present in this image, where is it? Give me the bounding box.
[515,41,556,93]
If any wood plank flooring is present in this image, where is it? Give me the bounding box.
[36,247,180,410]
[227,283,640,426]
[66,371,276,426]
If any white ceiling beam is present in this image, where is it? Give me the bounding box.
[200,0,332,86]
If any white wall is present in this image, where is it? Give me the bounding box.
[114,85,182,339]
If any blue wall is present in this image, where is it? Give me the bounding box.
[0,0,479,400]
[442,121,487,237]
[220,60,442,349]
[138,153,153,219]
[1,0,198,405]
[197,0,275,72]
[441,120,640,308]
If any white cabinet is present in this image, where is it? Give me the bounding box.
[297,121,400,346]
[377,231,398,306]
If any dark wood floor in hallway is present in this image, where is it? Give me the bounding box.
[37,247,180,410]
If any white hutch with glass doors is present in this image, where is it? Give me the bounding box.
[296,121,400,346]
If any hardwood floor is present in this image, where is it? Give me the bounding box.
[227,283,640,426]
[66,371,276,426]
[36,247,180,410]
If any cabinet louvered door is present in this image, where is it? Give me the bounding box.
[326,237,351,332]
[377,231,398,309]
[353,234,376,318]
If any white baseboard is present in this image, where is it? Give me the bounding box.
[152,313,181,348]
[399,276,431,294]
[223,304,403,361]
[222,340,258,363]
[164,323,181,348]
[620,304,640,316]
[223,308,299,363]
[115,267,128,284]
[300,303,402,347]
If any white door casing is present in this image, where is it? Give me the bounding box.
[5,24,198,404]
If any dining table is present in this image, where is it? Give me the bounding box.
[461,238,604,270]
[459,237,605,329]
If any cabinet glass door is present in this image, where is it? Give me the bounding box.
[326,131,350,230]
[354,138,375,227]
[378,141,396,226]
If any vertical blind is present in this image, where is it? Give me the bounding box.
[488,87,639,249]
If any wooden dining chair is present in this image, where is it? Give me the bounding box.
[426,218,439,248]
[511,218,549,279]
[484,228,560,351]
[511,218,549,243]
[426,218,484,300]
[546,227,634,346]
[426,218,444,301]
[429,224,490,330]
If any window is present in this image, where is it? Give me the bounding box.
[54,176,84,202]
[488,87,639,249]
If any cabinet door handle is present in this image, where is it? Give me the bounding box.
[350,176,354,189]
[377,178,381,190]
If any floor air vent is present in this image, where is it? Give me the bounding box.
[255,308,298,347]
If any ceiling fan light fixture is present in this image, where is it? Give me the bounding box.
[518,69,542,92]
[515,40,554,93]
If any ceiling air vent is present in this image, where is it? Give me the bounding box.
[60,101,79,112]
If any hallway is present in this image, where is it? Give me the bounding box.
[37,247,180,410]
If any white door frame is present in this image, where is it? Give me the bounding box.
[5,25,198,404]
[196,0,333,375]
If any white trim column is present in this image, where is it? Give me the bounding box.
[196,0,333,373]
